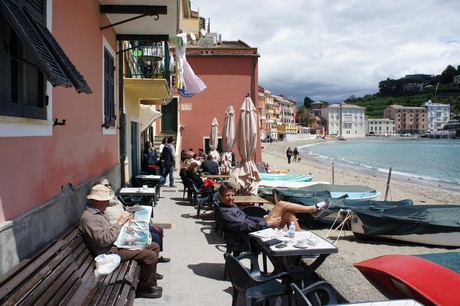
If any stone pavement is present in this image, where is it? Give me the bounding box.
[133,172,246,306]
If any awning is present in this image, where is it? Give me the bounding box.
[0,0,91,94]
[99,1,178,40]
[140,105,161,132]
[124,78,171,105]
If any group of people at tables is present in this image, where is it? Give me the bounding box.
[79,179,331,299]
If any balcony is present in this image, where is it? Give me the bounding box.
[123,41,172,105]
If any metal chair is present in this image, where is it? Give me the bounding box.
[224,252,293,306]
[191,181,214,218]
[290,281,338,306]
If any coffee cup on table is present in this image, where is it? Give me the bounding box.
[307,237,317,246]
[297,238,308,247]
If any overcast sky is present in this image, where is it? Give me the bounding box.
[191,0,460,103]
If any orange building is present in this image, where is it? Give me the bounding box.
[167,40,262,162]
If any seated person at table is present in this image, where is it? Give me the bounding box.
[186,162,207,189]
[217,181,331,233]
[79,184,162,299]
[179,159,192,180]
[95,178,170,264]
[200,155,219,175]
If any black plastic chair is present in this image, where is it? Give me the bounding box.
[290,281,338,306]
[224,252,293,306]
[192,182,214,218]
[180,173,192,201]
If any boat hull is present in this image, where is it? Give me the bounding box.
[354,254,460,306]
[350,205,460,247]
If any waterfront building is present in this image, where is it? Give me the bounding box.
[321,103,366,138]
[384,105,428,135]
[0,0,177,274]
[422,100,451,131]
[367,118,395,136]
[272,95,297,139]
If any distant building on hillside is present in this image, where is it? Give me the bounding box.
[454,75,460,85]
[367,118,395,136]
[321,103,366,138]
[384,105,428,135]
[422,100,451,131]
[272,95,297,140]
[404,74,433,80]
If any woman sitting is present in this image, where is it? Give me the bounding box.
[186,162,206,189]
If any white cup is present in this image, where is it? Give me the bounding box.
[307,237,317,246]
[297,238,308,247]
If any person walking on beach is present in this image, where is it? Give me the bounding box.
[286,147,293,164]
[293,147,299,162]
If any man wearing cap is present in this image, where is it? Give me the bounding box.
[79,184,162,299]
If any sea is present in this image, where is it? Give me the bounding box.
[300,138,460,191]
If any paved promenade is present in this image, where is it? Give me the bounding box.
[133,172,246,306]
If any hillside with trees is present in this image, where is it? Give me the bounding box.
[344,65,460,118]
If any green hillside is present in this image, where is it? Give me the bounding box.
[344,91,460,118]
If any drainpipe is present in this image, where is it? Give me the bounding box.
[118,40,127,186]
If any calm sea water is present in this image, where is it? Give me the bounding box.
[301,138,460,188]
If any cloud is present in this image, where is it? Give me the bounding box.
[192,0,460,102]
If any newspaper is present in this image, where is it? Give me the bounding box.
[114,205,152,250]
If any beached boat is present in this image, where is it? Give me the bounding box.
[349,204,460,247]
[259,186,388,227]
[354,253,460,305]
[259,173,313,182]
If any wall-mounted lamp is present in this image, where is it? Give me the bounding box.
[54,118,66,126]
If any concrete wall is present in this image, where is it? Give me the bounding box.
[0,166,120,275]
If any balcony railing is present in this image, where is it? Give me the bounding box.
[123,41,172,87]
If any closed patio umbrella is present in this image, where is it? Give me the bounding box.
[209,118,220,162]
[234,95,260,195]
[221,106,235,175]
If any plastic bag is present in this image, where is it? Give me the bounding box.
[94,254,121,277]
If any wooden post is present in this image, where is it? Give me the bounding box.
[332,162,335,185]
[384,167,392,201]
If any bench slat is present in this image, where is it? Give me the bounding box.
[1,224,140,306]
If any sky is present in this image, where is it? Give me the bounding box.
[191,0,460,104]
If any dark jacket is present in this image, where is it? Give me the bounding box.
[218,203,268,234]
[201,160,219,175]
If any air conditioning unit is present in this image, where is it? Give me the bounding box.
[199,37,214,48]
[205,33,217,45]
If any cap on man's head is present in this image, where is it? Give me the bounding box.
[87,184,111,201]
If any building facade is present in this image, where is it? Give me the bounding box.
[0,0,177,274]
[422,100,451,131]
[384,105,428,134]
[321,103,366,138]
[367,118,395,136]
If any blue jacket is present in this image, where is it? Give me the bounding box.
[218,203,268,234]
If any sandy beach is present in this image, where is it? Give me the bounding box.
[260,138,460,303]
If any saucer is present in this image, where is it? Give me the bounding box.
[293,243,308,249]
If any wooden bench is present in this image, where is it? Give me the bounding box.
[0,224,141,306]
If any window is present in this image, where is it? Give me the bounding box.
[0,0,46,119]
[103,48,115,127]
[0,0,91,121]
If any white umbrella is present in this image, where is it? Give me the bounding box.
[234,95,260,195]
[209,118,220,162]
[221,106,235,175]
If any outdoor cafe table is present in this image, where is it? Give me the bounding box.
[135,174,162,200]
[249,228,338,285]
[205,174,230,181]
[233,195,271,207]
[119,187,157,213]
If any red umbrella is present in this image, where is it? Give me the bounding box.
[234,95,260,195]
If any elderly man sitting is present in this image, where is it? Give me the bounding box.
[79,184,162,299]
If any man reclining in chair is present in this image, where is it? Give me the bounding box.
[217,181,331,233]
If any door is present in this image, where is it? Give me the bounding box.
[131,121,139,176]
[161,98,178,133]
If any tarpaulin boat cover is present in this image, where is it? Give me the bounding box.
[415,252,460,274]
[259,173,313,182]
[353,204,460,236]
